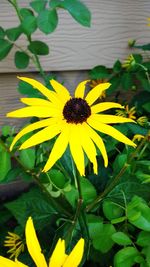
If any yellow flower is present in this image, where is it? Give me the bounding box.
[116,105,136,120]
[122,54,136,70]
[0,217,84,267]
[4,232,24,259]
[7,77,136,176]
[137,116,148,126]
[132,134,145,142]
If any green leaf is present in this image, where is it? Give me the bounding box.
[0,26,5,38]
[113,154,128,174]
[114,247,139,267]
[37,9,58,34]
[3,167,22,183]
[28,40,49,55]
[107,76,121,95]
[137,231,150,247]
[113,60,122,72]
[89,65,109,79]
[102,200,124,220]
[0,39,13,60]
[0,150,11,181]
[6,26,22,41]
[127,196,150,231]
[15,51,30,69]
[20,8,34,18]
[134,43,150,51]
[21,15,37,35]
[30,0,47,13]
[17,80,41,97]
[62,0,91,27]
[87,214,103,240]
[47,169,67,189]
[19,148,35,170]
[121,72,133,91]
[1,125,11,137]
[142,102,150,112]
[112,232,132,246]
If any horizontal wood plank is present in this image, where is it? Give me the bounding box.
[0,0,150,72]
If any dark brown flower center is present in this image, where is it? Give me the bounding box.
[63,98,91,124]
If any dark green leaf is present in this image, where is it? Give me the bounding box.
[107,76,121,95]
[87,214,103,239]
[15,51,30,69]
[0,26,5,38]
[142,102,150,112]
[21,15,37,35]
[114,247,139,267]
[137,231,150,247]
[19,148,35,170]
[1,125,11,137]
[37,9,58,34]
[89,65,109,79]
[6,26,22,41]
[103,200,124,220]
[113,154,128,174]
[3,167,22,183]
[134,44,150,51]
[28,40,49,55]
[20,8,34,19]
[30,0,47,13]
[113,60,122,72]
[17,80,42,97]
[121,72,133,91]
[0,39,13,60]
[62,0,91,27]
[0,150,11,181]
[112,232,132,246]
[47,169,67,189]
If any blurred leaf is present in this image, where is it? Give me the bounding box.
[107,76,121,95]
[1,125,11,137]
[113,154,128,174]
[0,39,13,60]
[19,148,35,170]
[102,200,124,220]
[121,72,133,91]
[20,8,34,18]
[15,51,30,69]
[134,44,150,51]
[114,247,139,267]
[37,9,58,34]
[21,15,37,35]
[136,231,150,247]
[30,0,47,13]
[112,232,132,246]
[28,40,49,55]
[6,26,22,41]
[142,102,150,112]
[2,167,22,183]
[89,65,109,79]
[113,60,122,72]
[87,214,103,239]
[61,0,91,27]
[0,26,5,38]
[0,150,11,181]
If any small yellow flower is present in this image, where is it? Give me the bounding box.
[132,134,145,143]
[0,217,84,267]
[122,54,136,70]
[116,105,136,120]
[147,18,150,26]
[137,116,148,127]
[7,77,136,176]
[4,232,24,259]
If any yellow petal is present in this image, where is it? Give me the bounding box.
[10,118,57,151]
[25,217,47,267]
[20,98,54,107]
[43,123,69,172]
[91,114,135,124]
[74,80,90,98]
[84,123,108,167]
[0,256,23,267]
[69,124,85,176]
[7,106,61,118]
[18,77,58,103]
[91,102,124,114]
[80,124,98,174]
[88,117,136,147]
[20,123,61,149]
[63,238,84,267]
[49,239,66,267]
[50,79,71,103]
[85,83,111,106]
[15,259,28,267]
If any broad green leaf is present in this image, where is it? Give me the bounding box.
[113,154,128,174]
[89,65,109,79]
[103,200,124,220]
[30,0,47,13]
[17,80,42,97]
[15,51,30,69]
[21,15,37,35]
[112,232,132,246]
[114,247,139,267]
[134,44,150,51]
[0,39,13,60]
[111,216,126,224]
[20,8,34,18]
[142,102,150,112]
[87,214,103,239]
[1,125,11,137]
[0,26,5,38]
[121,72,133,91]
[62,0,91,27]
[28,40,49,55]
[137,231,150,247]
[2,167,22,183]
[19,148,35,170]
[113,60,122,72]
[47,169,67,189]
[107,76,121,95]
[0,150,11,181]
[37,9,58,34]
[6,26,22,41]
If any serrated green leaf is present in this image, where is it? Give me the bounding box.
[19,148,35,170]
[21,15,37,35]
[28,40,49,55]
[0,39,13,60]
[137,231,150,247]
[15,51,30,69]
[0,26,5,38]
[17,80,42,97]
[0,150,11,181]
[37,9,58,34]
[114,247,139,267]
[112,232,132,245]
[30,0,47,13]
[6,26,22,41]
[89,65,109,79]
[62,0,91,27]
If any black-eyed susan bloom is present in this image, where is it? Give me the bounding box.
[0,217,84,267]
[7,77,136,176]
